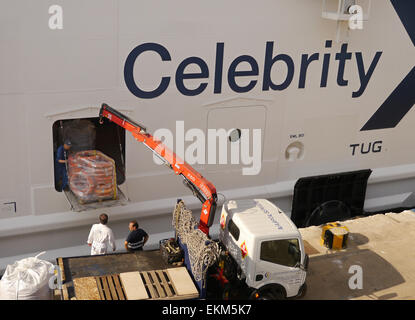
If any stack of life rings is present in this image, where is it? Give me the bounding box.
[68,150,117,203]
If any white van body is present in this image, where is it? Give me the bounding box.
[219,199,306,297]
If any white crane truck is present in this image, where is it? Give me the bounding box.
[211,198,308,299]
[84,104,309,300]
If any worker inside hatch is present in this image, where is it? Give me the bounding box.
[55,139,72,191]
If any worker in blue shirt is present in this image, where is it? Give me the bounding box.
[56,140,72,191]
[125,220,149,252]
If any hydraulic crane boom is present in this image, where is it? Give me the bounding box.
[99,103,217,235]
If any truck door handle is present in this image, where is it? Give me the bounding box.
[255,274,263,281]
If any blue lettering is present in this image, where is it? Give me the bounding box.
[214,43,224,94]
[335,43,352,87]
[263,41,295,91]
[228,55,259,93]
[256,203,283,230]
[320,40,332,88]
[299,53,319,89]
[175,57,209,96]
[124,43,171,99]
[353,51,382,98]
[122,40,381,100]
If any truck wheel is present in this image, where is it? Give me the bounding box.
[297,282,307,299]
[261,289,284,300]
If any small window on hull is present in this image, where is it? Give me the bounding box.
[52,117,126,192]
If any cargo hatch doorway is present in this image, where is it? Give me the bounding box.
[52,116,129,212]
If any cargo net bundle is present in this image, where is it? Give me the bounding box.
[68,150,117,203]
[172,201,220,282]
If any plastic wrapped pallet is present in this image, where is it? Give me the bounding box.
[68,150,117,203]
[0,252,54,300]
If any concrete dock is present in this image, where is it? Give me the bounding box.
[299,211,415,300]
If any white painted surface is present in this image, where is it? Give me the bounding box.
[0,0,414,269]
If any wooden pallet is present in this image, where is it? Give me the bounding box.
[119,268,198,300]
[71,267,198,300]
[142,270,174,299]
[119,270,176,300]
[165,267,199,299]
[96,274,126,300]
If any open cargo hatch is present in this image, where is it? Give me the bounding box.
[53,116,128,212]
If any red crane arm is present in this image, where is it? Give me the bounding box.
[99,103,217,235]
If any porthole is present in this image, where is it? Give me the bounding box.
[228,128,242,142]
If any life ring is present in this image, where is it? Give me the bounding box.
[82,159,113,171]
[69,151,114,167]
[68,156,77,167]
[77,156,97,168]
[72,151,95,166]
[68,166,83,175]
[69,171,95,196]
[92,158,113,168]
[94,176,114,184]
[66,150,117,200]
[94,186,114,197]
[93,171,112,179]
[75,150,96,158]
[93,165,113,171]
[68,154,88,169]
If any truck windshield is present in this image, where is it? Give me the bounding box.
[260,239,301,268]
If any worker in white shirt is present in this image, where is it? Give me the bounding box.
[87,213,116,255]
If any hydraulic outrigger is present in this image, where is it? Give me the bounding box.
[99,103,217,235]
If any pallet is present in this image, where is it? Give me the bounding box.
[120,270,176,300]
[119,267,199,300]
[166,267,199,299]
[63,187,128,212]
[96,274,126,300]
[69,267,198,300]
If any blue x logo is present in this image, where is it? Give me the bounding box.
[361,1,415,131]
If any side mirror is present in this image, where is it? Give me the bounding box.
[288,243,302,269]
[288,243,300,258]
[299,254,309,271]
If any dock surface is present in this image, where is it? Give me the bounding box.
[299,210,415,300]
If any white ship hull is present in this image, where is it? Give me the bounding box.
[1,0,414,271]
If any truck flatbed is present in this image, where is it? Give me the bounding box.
[57,250,199,300]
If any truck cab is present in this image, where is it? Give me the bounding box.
[219,199,308,299]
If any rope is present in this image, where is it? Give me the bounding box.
[116,124,130,201]
[59,120,70,187]
[172,201,220,282]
